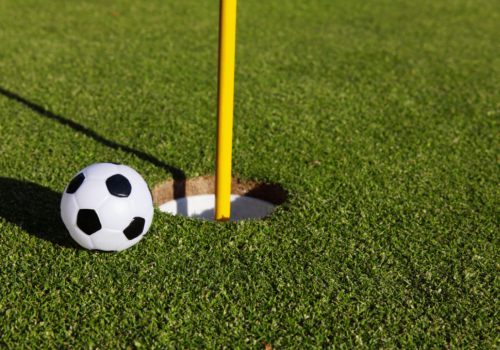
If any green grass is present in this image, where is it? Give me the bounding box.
[1,0,500,347]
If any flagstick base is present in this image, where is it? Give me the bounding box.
[159,194,275,222]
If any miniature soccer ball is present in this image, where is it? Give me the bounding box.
[60,163,154,252]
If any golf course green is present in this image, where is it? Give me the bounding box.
[1,0,499,347]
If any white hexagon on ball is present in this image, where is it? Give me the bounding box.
[97,195,134,231]
[74,179,110,209]
[60,163,154,252]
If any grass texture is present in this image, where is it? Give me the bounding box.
[1,0,500,347]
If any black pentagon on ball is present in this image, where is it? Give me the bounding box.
[106,174,132,197]
[77,209,102,235]
[66,173,85,194]
[123,217,145,240]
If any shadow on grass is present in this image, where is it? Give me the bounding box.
[0,177,80,249]
[0,87,191,248]
[0,86,186,196]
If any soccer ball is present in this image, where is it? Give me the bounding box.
[60,163,154,252]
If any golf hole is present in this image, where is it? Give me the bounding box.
[152,176,286,222]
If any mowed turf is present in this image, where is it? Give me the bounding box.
[1,0,500,347]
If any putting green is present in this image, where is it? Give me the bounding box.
[1,0,499,347]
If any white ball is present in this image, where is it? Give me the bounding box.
[60,163,154,252]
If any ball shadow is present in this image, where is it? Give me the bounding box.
[0,177,79,249]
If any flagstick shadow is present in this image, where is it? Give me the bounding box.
[0,86,186,192]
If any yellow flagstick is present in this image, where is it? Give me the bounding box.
[215,0,237,222]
